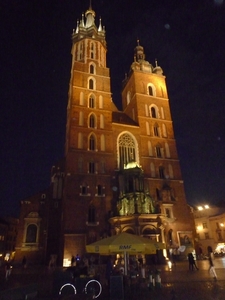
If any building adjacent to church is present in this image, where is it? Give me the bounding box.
[15,5,196,266]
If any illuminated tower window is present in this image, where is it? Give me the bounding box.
[89,95,95,108]
[118,133,137,168]
[89,134,96,150]
[89,64,95,74]
[89,78,94,89]
[153,124,160,136]
[88,205,96,223]
[89,114,96,128]
[156,145,162,157]
[159,166,165,178]
[89,162,95,174]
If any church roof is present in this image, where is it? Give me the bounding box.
[112,111,139,126]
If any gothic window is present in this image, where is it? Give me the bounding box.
[88,205,96,223]
[81,184,87,195]
[89,78,94,89]
[89,64,95,74]
[151,107,156,118]
[165,143,170,158]
[147,83,156,96]
[97,185,103,196]
[153,124,160,137]
[159,166,165,178]
[100,114,104,129]
[99,95,103,109]
[90,42,95,59]
[89,162,95,174]
[148,85,153,96]
[148,141,153,156]
[79,111,84,126]
[118,133,137,168]
[156,145,162,157]
[89,114,96,128]
[100,134,105,151]
[150,105,160,118]
[78,132,83,149]
[89,134,96,151]
[89,95,95,108]
[25,224,37,243]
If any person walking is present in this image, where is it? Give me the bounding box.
[188,253,199,271]
[5,260,12,280]
[208,246,217,281]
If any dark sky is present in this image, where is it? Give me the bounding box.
[1,0,225,217]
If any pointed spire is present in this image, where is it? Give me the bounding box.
[80,13,85,27]
[85,4,95,28]
[89,0,92,10]
[75,20,79,33]
[98,17,103,32]
[155,59,158,67]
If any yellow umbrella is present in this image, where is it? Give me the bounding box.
[86,232,165,275]
[86,232,165,254]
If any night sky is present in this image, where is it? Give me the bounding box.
[1,0,225,217]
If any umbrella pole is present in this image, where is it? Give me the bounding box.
[124,251,127,276]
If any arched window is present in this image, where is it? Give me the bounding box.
[88,205,96,223]
[89,64,95,74]
[147,83,156,96]
[159,166,165,178]
[90,42,95,59]
[156,145,162,157]
[89,78,94,89]
[150,105,160,118]
[26,224,37,243]
[89,134,96,151]
[118,133,137,169]
[89,95,95,108]
[151,107,156,118]
[153,124,160,137]
[89,114,96,128]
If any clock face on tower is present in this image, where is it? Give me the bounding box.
[112,186,118,192]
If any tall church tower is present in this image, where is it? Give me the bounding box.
[62,5,196,266]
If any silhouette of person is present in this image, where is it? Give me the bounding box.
[188,253,198,270]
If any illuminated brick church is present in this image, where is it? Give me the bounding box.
[15,4,196,266]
